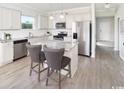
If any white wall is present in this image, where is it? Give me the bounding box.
[91,4,96,58]
[114,16,119,51]
[114,4,124,51]
[96,9,116,17]
[115,4,124,60]
[96,17,114,42]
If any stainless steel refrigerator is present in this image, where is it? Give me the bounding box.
[74,21,91,56]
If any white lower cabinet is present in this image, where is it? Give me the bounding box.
[0,42,13,66]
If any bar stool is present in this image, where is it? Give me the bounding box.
[26,43,47,81]
[43,45,71,89]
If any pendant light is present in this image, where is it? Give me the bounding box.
[49,15,54,20]
[59,13,64,19]
[59,4,65,19]
[49,4,54,20]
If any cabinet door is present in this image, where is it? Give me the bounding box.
[40,16,48,29]
[2,8,12,29]
[3,42,13,61]
[11,10,21,29]
[0,7,3,29]
[0,42,13,65]
[66,15,74,29]
[119,35,124,60]
[48,19,55,29]
[74,14,91,22]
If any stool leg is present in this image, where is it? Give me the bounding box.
[59,70,61,89]
[38,63,41,82]
[69,63,71,78]
[29,62,33,76]
[41,62,44,68]
[46,67,49,86]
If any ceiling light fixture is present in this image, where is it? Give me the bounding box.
[59,13,65,19]
[105,3,110,8]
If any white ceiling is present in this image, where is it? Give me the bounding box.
[17,3,90,13]
[95,3,119,10]
[17,3,119,12]
[0,3,120,16]
[95,3,119,17]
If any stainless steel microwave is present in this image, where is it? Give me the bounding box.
[56,22,66,29]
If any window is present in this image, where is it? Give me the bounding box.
[21,16,34,29]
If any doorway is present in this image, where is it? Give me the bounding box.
[96,17,114,48]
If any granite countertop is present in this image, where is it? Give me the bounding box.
[25,34,51,39]
[0,34,51,43]
[0,38,27,43]
[0,35,77,52]
[33,40,78,52]
[0,39,13,43]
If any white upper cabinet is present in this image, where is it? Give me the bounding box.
[66,15,74,29]
[2,8,12,29]
[74,14,91,21]
[0,7,21,30]
[0,8,3,29]
[48,19,55,29]
[38,15,48,29]
[11,10,21,29]
[40,16,48,29]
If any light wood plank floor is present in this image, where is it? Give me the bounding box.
[0,46,124,89]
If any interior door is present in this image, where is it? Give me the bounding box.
[96,17,114,42]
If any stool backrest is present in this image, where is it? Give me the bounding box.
[43,45,64,70]
[26,43,41,63]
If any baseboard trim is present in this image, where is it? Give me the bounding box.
[120,54,124,61]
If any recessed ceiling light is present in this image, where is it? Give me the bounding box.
[105,3,110,8]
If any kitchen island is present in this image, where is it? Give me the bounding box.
[32,40,78,78]
[0,35,78,77]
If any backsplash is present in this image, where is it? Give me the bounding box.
[0,30,47,39]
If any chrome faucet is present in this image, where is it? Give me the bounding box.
[29,32,33,38]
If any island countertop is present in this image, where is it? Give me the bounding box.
[0,34,51,43]
[32,40,78,52]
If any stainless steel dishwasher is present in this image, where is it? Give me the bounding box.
[14,39,28,60]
